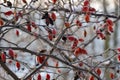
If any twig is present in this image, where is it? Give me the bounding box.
[0,61,20,80]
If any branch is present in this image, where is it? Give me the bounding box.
[51,8,120,19]
[0,46,102,80]
[0,61,20,80]
[23,27,68,80]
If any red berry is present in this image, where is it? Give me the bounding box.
[26,23,31,32]
[52,0,57,4]
[78,38,84,42]
[85,14,90,23]
[1,52,6,63]
[31,22,37,29]
[51,12,56,21]
[16,61,20,70]
[117,48,120,52]
[89,76,94,80]
[76,20,82,27]
[106,19,113,26]
[46,74,50,80]
[96,68,101,76]
[16,30,19,36]
[37,56,45,64]
[4,11,13,16]
[117,54,120,62]
[110,72,114,79]
[37,74,41,80]
[67,36,76,41]
[0,19,4,26]
[8,49,14,59]
[82,6,89,12]
[84,0,89,6]
[79,62,83,66]
[22,0,27,3]
[108,25,113,32]
[65,22,70,28]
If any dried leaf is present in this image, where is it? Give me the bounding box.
[22,0,27,4]
[46,18,54,26]
[39,49,47,53]
[3,0,7,3]
[62,36,67,42]
[7,1,12,8]
[42,12,49,19]
[83,30,87,37]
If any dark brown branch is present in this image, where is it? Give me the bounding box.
[0,61,20,80]
[83,35,97,48]
[23,27,68,80]
[0,46,102,80]
[51,8,120,19]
